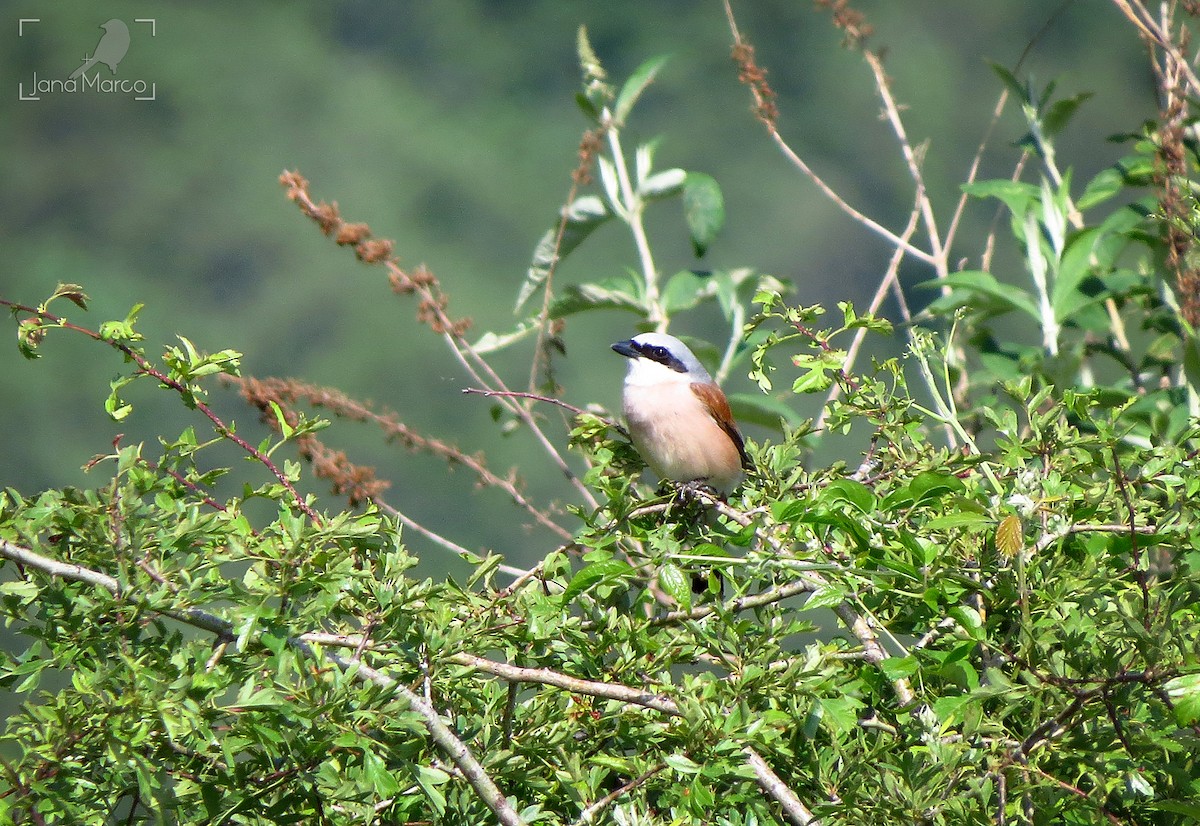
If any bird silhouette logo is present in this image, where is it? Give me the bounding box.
[68,19,130,80]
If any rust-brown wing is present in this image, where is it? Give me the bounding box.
[691,382,753,470]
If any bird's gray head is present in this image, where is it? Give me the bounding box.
[611,332,712,385]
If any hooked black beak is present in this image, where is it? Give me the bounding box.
[611,340,639,359]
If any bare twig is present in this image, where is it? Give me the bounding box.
[721,0,936,267]
[528,128,604,394]
[745,747,821,826]
[462,387,599,424]
[1026,765,1124,826]
[371,498,529,579]
[1110,0,1200,95]
[863,50,948,282]
[818,184,925,428]
[449,652,681,716]
[571,763,667,825]
[649,578,820,626]
[945,87,1010,260]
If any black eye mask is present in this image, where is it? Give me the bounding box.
[635,342,687,373]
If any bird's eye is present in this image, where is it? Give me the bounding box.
[651,346,668,360]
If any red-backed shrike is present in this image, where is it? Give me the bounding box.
[612,333,750,494]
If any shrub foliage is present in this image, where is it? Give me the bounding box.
[3,5,1200,825]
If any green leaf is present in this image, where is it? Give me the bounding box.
[961,179,1040,218]
[771,500,809,524]
[1077,166,1124,211]
[817,695,863,733]
[1151,802,1200,818]
[16,319,44,359]
[98,305,145,343]
[472,318,542,354]
[880,656,918,680]
[791,350,844,394]
[412,764,448,813]
[804,583,845,611]
[1041,92,1093,137]
[576,25,612,109]
[989,63,1030,105]
[466,553,503,589]
[0,580,40,601]
[1164,673,1200,725]
[1052,228,1107,320]
[909,471,966,503]
[574,91,600,122]
[562,559,634,603]
[820,479,876,514]
[518,195,612,312]
[48,282,89,310]
[614,54,670,126]
[682,172,724,257]
[657,563,691,609]
[268,401,293,439]
[662,270,712,314]
[664,754,702,774]
[924,512,992,530]
[638,167,687,201]
[933,694,974,724]
[599,160,627,222]
[105,375,135,421]
[550,277,645,317]
[921,270,1042,322]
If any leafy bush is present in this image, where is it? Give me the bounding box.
[3,5,1200,825]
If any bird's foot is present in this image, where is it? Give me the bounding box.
[678,478,722,500]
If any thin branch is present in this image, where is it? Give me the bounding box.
[0,538,528,826]
[571,763,667,825]
[603,115,666,329]
[1031,521,1164,556]
[1026,765,1124,826]
[0,299,321,525]
[721,0,936,267]
[945,87,1010,258]
[449,652,682,716]
[1110,0,1200,95]
[863,50,947,281]
[239,377,572,540]
[371,498,529,579]
[144,459,229,514]
[462,387,597,423]
[766,124,936,267]
[450,651,828,822]
[649,578,819,626]
[280,171,598,511]
[745,747,821,826]
[528,129,602,394]
[818,184,925,428]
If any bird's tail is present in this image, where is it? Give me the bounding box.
[69,58,97,80]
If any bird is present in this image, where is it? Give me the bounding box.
[612,332,750,494]
[69,19,131,80]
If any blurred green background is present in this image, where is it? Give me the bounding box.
[1,1,1157,574]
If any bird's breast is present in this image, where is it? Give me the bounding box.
[622,381,743,492]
